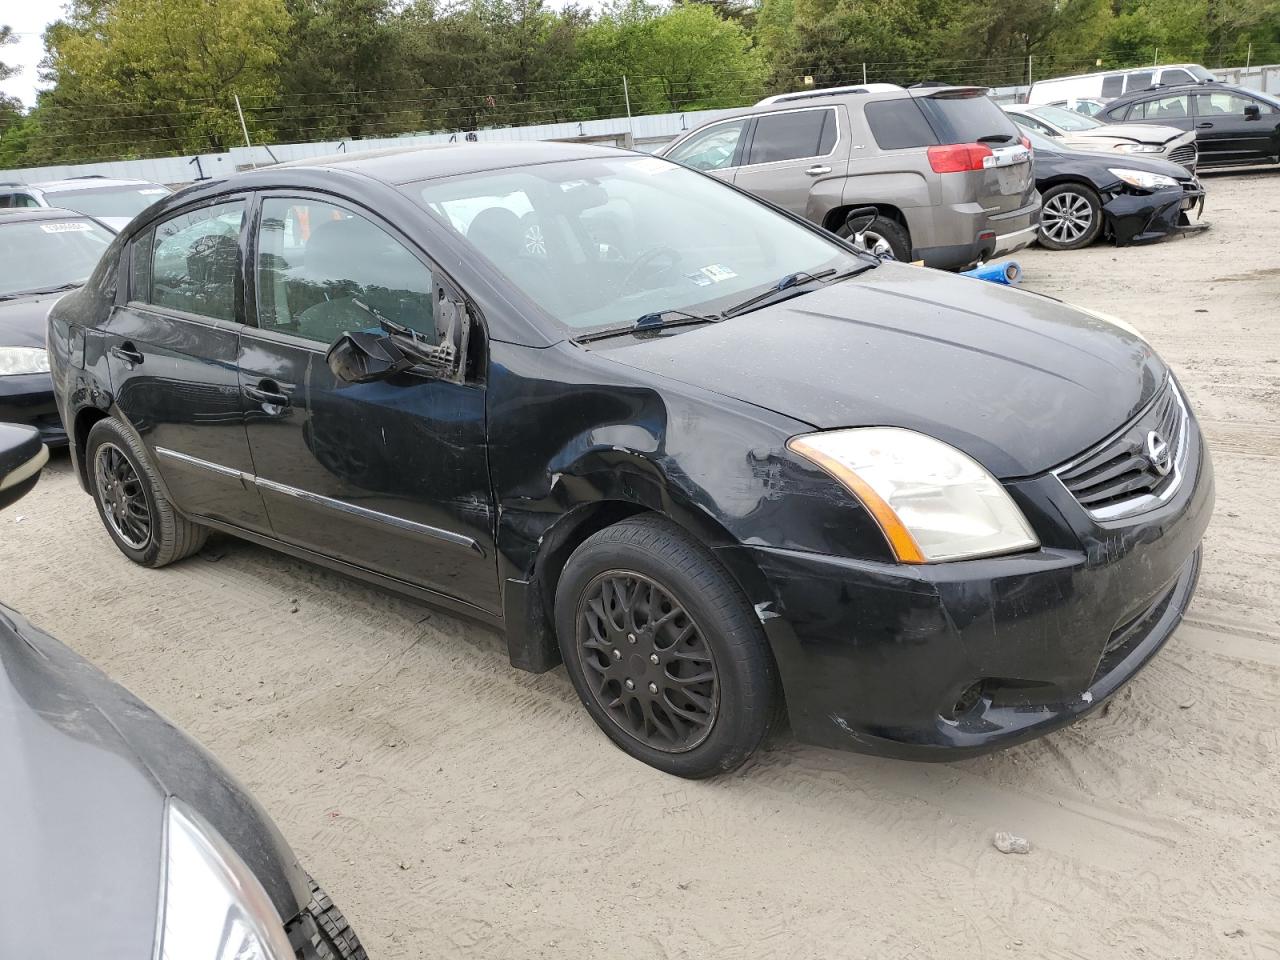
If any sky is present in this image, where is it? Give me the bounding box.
[2,0,66,108]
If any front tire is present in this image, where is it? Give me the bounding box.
[554,515,776,778]
[1038,183,1103,250]
[86,417,207,567]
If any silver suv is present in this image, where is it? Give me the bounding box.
[659,84,1041,270]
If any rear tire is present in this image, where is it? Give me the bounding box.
[86,417,207,567]
[1037,183,1103,250]
[837,215,912,261]
[554,515,776,778]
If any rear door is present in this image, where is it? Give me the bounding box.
[105,197,270,531]
[731,106,845,219]
[239,192,498,613]
[1119,93,1194,136]
[1192,90,1279,163]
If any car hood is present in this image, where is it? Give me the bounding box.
[1075,124,1188,145]
[0,290,67,348]
[0,604,310,957]
[594,262,1165,478]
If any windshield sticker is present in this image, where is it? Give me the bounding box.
[627,156,674,176]
[700,263,738,283]
[139,188,169,195]
[39,222,93,233]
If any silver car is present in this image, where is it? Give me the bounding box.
[659,84,1040,270]
[1003,103,1198,172]
[0,176,172,232]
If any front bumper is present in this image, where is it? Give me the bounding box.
[0,372,67,446]
[741,419,1214,760]
[1105,181,1207,246]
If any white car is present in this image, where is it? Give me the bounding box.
[0,176,172,232]
[1003,103,1197,172]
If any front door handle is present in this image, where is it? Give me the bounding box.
[1196,122,1213,129]
[243,382,291,408]
[111,343,144,366]
[805,165,832,176]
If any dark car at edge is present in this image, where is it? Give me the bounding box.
[47,142,1213,777]
[0,422,366,959]
[1021,127,1206,250]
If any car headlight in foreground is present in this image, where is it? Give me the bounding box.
[1108,167,1180,191]
[159,800,295,960]
[0,346,51,376]
[1112,143,1163,154]
[788,428,1039,563]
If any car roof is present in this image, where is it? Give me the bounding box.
[271,141,630,186]
[0,205,114,228]
[27,176,167,192]
[1105,79,1237,106]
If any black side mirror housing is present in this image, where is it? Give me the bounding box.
[1244,104,1262,120]
[844,205,879,239]
[0,423,48,511]
[326,330,414,384]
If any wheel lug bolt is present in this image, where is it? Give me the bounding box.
[625,679,635,691]
[627,633,637,644]
[612,649,621,660]
[649,654,659,665]
[648,682,658,694]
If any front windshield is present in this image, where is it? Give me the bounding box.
[45,184,170,220]
[1030,104,1103,131]
[411,155,861,333]
[1189,65,1214,81]
[0,217,115,297]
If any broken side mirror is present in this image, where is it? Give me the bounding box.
[326,330,414,384]
[844,206,879,239]
[0,423,49,511]
[1244,104,1261,120]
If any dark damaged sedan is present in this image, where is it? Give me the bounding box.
[1023,128,1207,250]
[48,143,1212,777]
[0,426,365,958]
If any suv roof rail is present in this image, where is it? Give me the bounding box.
[69,174,109,179]
[756,82,902,105]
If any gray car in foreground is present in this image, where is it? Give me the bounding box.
[0,426,366,960]
[659,84,1041,269]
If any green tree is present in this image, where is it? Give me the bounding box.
[0,25,23,139]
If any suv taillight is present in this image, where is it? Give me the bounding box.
[927,143,994,173]
[1019,135,1032,152]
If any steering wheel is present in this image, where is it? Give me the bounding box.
[619,245,683,295]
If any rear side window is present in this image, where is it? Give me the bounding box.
[148,200,245,322]
[865,100,938,149]
[1129,94,1190,120]
[915,94,1020,144]
[1102,75,1125,98]
[745,109,836,164]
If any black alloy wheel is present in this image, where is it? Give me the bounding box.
[576,570,719,753]
[94,441,152,550]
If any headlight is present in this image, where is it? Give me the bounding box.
[1108,167,1179,190]
[1113,143,1162,154]
[159,800,295,960]
[788,428,1039,563]
[0,346,50,376]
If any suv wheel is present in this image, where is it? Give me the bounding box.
[1038,183,1103,250]
[86,417,207,567]
[554,515,776,778]
[838,216,911,261]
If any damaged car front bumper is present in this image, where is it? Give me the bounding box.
[1106,179,1207,245]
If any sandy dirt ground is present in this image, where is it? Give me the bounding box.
[3,171,1279,960]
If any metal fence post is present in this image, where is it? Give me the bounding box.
[622,76,633,140]
[862,63,867,85]
[234,94,252,149]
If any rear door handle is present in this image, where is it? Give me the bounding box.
[243,382,291,407]
[110,343,144,366]
[805,165,832,176]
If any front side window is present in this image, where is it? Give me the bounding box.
[745,109,836,165]
[256,197,436,346]
[0,217,115,298]
[1160,69,1194,85]
[666,120,747,172]
[148,200,244,322]
[1195,92,1273,117]
[412,155,859,335]
[1101,74,1125,98]
[1125,71,1154,93]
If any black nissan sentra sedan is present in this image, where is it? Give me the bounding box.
[47,142,1213,778]
[1,206,117,445]
[0,425,366,958]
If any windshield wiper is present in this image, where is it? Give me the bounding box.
[719,269,838,319]
[0,281,83,301]
[977,133,1015,144]
[574,309,721,344]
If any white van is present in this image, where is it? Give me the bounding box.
[1028,64,1215,105]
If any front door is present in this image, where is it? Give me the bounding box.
[104,197,270,531]
[239,193,498,613]
[731,106,844,219]
[1193,90,1279,164]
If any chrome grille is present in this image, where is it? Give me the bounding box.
[1168,143,1197,171]
[1055,381,1189,521]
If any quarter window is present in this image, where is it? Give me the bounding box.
[666,119,747,172]
[148,200,245,322]
[744,108,836,164]
[255,197,436,346]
